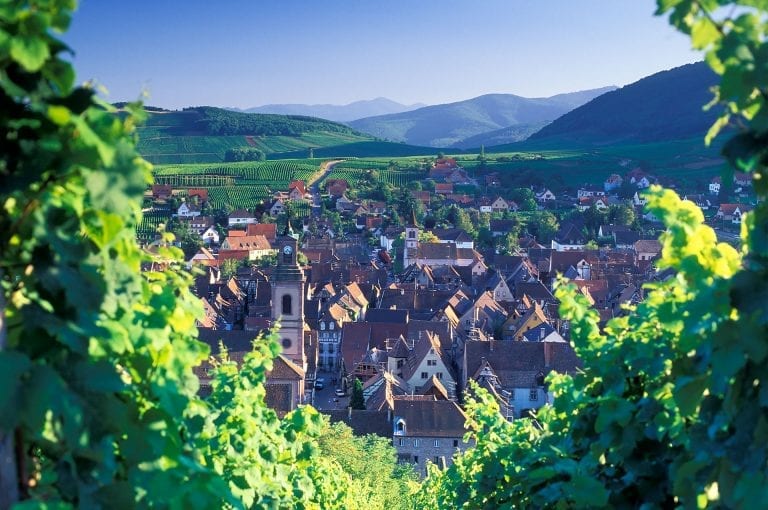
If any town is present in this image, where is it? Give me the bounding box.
[141,154,756,477]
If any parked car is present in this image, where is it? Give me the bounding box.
[314,378,325,390]
[335,388,345,397]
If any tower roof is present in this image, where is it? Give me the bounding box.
[408,209,418,228]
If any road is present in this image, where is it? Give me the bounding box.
[311,370,350,411]
[308,160,343,218]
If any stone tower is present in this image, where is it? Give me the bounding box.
[404,210,419,268]
[271,221,306,369]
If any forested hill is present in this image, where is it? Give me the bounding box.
[527,62,719,145]
[145,106,363,137]
[348,87,615,148]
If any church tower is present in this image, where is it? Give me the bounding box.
[271,221,306,369]
[403,210,420,268]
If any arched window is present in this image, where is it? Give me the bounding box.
[408,230,416,238]
[282,294,292,315]
[395,419,406,435]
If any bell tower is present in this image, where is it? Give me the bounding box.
[271,221,305,369]
[404,210,419,267]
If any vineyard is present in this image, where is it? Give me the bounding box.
[137,209,172,242]
[327,159,426,188]
[150,160,321,210]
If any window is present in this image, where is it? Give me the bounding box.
[433,439,440,447]
[409,231,416,238]
[453,440,459,448]
[328,345,334,354]
[421,372,428,379]
[397,359,404,368]
[329,322,334,330]
[398,438,404,446]
[413,439,420,447]
[529,389,538,401]
[427,359,437,366]
[281,338,292,349]
[413,456,419,464]
[395,420,405,435]
[319,343,324,353]
[282,294,292,315]
[433,456,440,465]
[320,322,325,330]
[509,389,515,400]
[436,372,443,380]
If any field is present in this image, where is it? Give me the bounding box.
[152,160,321,209]
[325,159,426,188]
[458,137,726,191]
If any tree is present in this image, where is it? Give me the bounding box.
[0,4,349,507]
[224,147,266,162]
[608,203,636,226]
[527,211,559,243]
[418,2,768,508]
[316,420,416,510]
[350,379,365,410]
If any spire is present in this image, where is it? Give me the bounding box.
[409,208,418,228]
[283,208,298,239]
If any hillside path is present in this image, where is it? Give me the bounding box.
[309,160,343,217]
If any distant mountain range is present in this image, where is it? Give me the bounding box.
[527,62,719,145]
[348,87,617,148]
[241,97,426,123]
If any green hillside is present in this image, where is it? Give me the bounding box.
[271,140,448,159]
[348,87,614,148]
[135,107,373,164]
[528,62,719,144]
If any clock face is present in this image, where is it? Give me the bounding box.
[283,245,293,255]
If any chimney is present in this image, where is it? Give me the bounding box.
[540,327,546,341]
[544,342,553,368]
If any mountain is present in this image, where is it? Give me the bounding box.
[243,97,426,122]
[527,62,719,145]
[134,106,374,164]
[451,122,550,149]
[348,87,616,148]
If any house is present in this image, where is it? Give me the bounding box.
[288,180,310,201]
[535,189,556,203]
[627,169,653,189]
[220,234,275,260]
[228,209,257,227]
[551,220,587,251]
[326,179,349,198]
[477,196,493,213]
[717,203,752,224]
[604,174,623,191]
[577,196,608,211]
[709,176,721,195]
[151,184,173,200]
[463,341,581,419]
[270,198,286,216]
[434,183,454,195]
[411,191,431,206]
[392,397,472,477]
[187,188,209,203]
[501,302,548,341]
[399,331,457,399]
[431,228,474,249]
[521,322,566,343]
[246,223,277,243]
[490,196,511,213]
[634,239,662,261]
[633,192,648,207]
[177,201,201,218]
[201,225,220,244]
[683,194,712,210]
[734,172,752,187]
[265,355,306,418]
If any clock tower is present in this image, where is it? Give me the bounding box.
[270,222,306,369]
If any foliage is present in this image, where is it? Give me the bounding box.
[224,147,266,162]
[350,379,365,410]
[316,420,417,510]
[220,258,244,280]
[186,106,359,137]
[418,2,768,508]
[0,3,349,507]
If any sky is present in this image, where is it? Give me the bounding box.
[64,0,701,110]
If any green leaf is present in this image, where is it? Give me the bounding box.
[674,375,708,416]
[10,34,50,71]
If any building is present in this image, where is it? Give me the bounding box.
[271,226,307,370]
[392,397,472,477]
[228,209,257,227]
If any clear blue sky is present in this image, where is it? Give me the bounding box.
[64,0,700,109]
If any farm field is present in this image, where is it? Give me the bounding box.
[152,160,321,209]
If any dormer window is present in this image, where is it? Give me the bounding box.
[321,322,326,330]
[329,322,334,330]
[395,419,406,435]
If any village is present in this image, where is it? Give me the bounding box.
[142,156,756,477]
